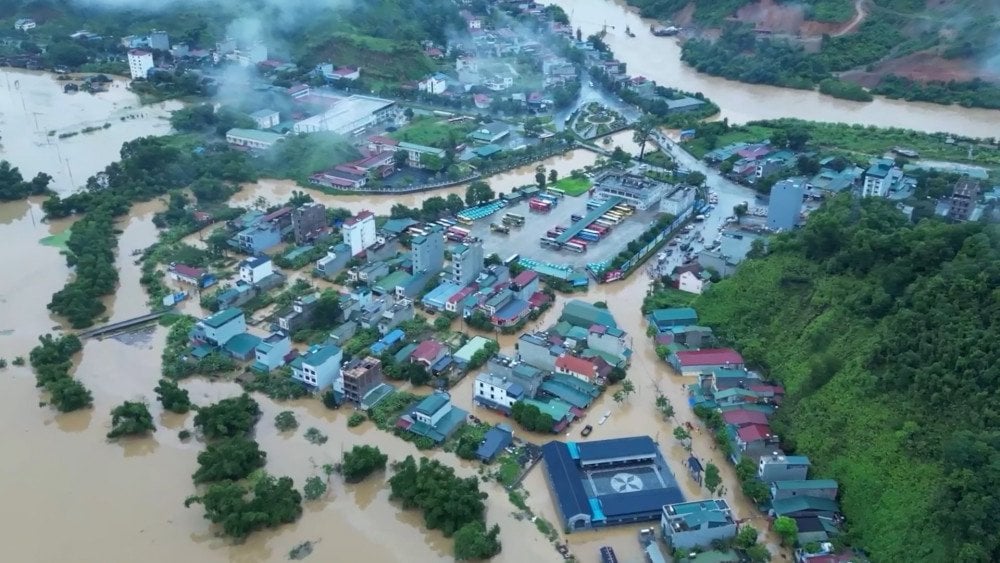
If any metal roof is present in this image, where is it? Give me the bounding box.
[576,436,657,463]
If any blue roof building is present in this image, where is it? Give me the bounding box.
[541,436,684,532]
[476,423,514,462]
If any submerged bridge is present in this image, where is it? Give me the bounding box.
[77,311,167,339]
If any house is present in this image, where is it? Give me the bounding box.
[249,109,280,129]
[460,10,483,30]
[291,203,327,244]
[411,340,447,368]
[586,324,630,364]
[225,128,285,150]
[340,356,384,405]
[948,177,981,222]
[239,256,275,285]
[555,355,600,383]
[661,499,738,550]
[768,178,805,231]
[722,409,770,428]
[862,158,902,198]
[560,300,617,330]
[411,226,444,274]
[330,66,360,80]
[343,210,376,256]
[453,336,494,366]
[468,122,511,144]
[759,454,811,483]
[771,480,839,501]
[733,423,777,462]
[675,267,710,294]
[647,308,698,332]
[315,243,352,278]
[252,331,292,372]
[418,73,449,95]
[476,424,514,462]
[277,293,319,333]
[378,298,414,335]
[474,371,526,414]
[474,94,493,109]
[510,270,539,300]
[221,332,262,361]
[770,496,840,519]
[517,332,560,371]
[191,308,246,347]
[369,328,405,355]
[235,223,282,254]
[127,49,154,79]
[398,142,447,170]
[14,18,37,31]
[668,348,744,376]
[167,263,209,287]
[660,186,696,217]
[290,344,343,390]
[422,282,466,312]
[396,391,468,443]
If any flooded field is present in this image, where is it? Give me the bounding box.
[0,70,181,196]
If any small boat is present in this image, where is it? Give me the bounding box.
[581,424,593,437]
[598,410,611,425]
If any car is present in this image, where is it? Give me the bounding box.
[581,424,593,437]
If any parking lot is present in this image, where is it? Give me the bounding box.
[466,194,661,267]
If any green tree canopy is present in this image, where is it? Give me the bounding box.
[192,437,267,483]
[341,444,388,483]
[107,401,156,439]
[185,475,302,539]
[193,394,261,440]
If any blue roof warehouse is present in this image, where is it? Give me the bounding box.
[541,435,684,532]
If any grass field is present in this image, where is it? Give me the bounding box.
[391,117,474,149]
[552,176,592,197]
[40,229,72,250]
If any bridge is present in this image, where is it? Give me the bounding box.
[77,311,168,339]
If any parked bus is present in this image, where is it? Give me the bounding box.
[594,219,615,229]
[447,226,471,236]
[564,241,586,253]
[504,212,525,224]
[408,227,428,237]
[613,204,634,216]
[456,216,474,225]
[490,223,510,234]
[438,218,456,227]
[546,188,565,198]
[503,253,520,266]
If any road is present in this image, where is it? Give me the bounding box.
[834,0,868,37]
[555,80,643,131]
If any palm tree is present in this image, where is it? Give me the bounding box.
[632,115,658,161]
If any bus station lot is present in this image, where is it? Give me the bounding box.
[466,195,663,268]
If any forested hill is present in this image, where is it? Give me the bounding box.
[694,196,999,562]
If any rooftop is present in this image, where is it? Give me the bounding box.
[201,308,243,329]
[301,344,342,366]
[577,435,657,463]
[226,128,285,146]
[649,307,698,323]
[560,300,617,330]
[413,391,451,417]
[674,348,744,367]
[771,496,840,516]
[223,332,262,357]
[772,479,838,491]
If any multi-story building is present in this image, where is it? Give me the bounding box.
[593,169,667,210]
[661,499,738,550]
[252,331,291,372]
[148,30,170,51]
[249,109,280,130]
[451,240,484,286]
[239,256,275,285]
[659,186,695,217]
[473,372,526,414]
[767,178,805,231]
[290,344,343,390]
[411,226,444,274]
[191,308,246,347]
[343,210,376,256]
[948,177,981,222]
[758,454,811,483]
[291,203,327,244]
[340,356,383,405]
[861,158,901,198]
[127,49,154,79]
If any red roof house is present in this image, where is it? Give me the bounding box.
[411,340,446,367]
[669,348,745,374]
[722,409,770,428]
[555,355,600,382]
[736,423,773,443]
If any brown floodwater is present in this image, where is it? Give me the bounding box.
[0,69,180,196]
[545,0,1000,138]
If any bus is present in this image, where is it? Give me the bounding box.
[564,241,586,253]
[503,253,520,266]
[408,227,428,237]
[502,212,525,226]
[438,218,456,227]
[456,216,474,225]
[546,188,565,198]
[613,204,634,215]
[595,219,615,229]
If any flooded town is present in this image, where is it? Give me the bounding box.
[1,1,999,563]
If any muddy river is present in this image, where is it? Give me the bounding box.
[544,0,1000,138]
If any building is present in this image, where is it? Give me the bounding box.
[315,243,352,278]
[587,324,630,363]
[329,66,360,81]
[344,210,377,256]
[770,496,840,519]
[660,186,695,217]
[290,344,343,390]
[560,300,618,330]
[192,308,246,347]
[226,128,285,150]
[148,29,169,51]
[239,256,275,285]
[252,331,291,372]
[378,298,415,335]
[474,371,526,414]
[661,499,737,550]
[593,169,667,211]
[517,332,560,371]
[127,49,154,79]
[293,95,397,135]
[451,240,484,286]
[667,349,745,376]
[555,355,601,383]
[476,424,514,462]
[468,122,511,144]
[250,109,280,130]
[14,18,36,31]
[411,339,447,368]
[758,454,811,483]
[768,179,805,231]
[341,356,383,405]
[647,308,698,332]
[541,436,684,532]
[235,223,282,254]
[418,73,448,95]
[167,263,208,287]
[861,158,901,198]
[290,203,327,244]
[411,226,444,274]
[664,97,706,113]
[277,293,320,333]
[948,177,981,222]
[397,142,447,169]
[396,391,468,443]
[677,270,709,294]
[770,480,839,501]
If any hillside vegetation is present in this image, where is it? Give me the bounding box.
[694,196,1000,561]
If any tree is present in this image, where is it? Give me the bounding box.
[633,115,659,160]
[511,401,555,432]
[309,290,343,330]
[341,445,388,483]
[389,456,487,536]
[274,411,298,431]
[303,476,328,501]
[655,395,674,419]
[185,475,302,539]
[704,462,721,493]
[193,394,261,440]
[746,544,771,562]
[46,378,93,412]
[621,379,636,400]
[192,437,267,483]
[548,169,558,184]
[398,362,431,386]
[434,316,453,331]
[734,202,749,224]
[673,425,691,445]
[535,171,546,189]
[786,128,811,150]
[686,171,706,187]
[465,180,495,206]
[796,155,821,176]
[612,390,625,403]
[107,401,155,439]
[454,521,502,560]
[735,525,760,549]
[773,516,798,547]
[610,146,631,164]
[154,378,192,413]
[741,478,771,504]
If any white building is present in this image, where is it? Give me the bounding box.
[484,75,514,91]
[239,256,275,285]
[291,344,343,390]
[225,128,285,150]
[235,42,267,67]
[292,95,397,135]
[861,158,901,198]
[249,109,280,130]
[660,186,695,217]
[14,18,36,31]
[474,372,525,413]
[148,30,170,51]
[195,308,247,347]
[127,49,154,80]
[678,270,708,294]
[418,74,448,95]
[343,210,376,256]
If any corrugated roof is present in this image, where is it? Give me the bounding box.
[773,479,838,491]
[771,496,840,516]
[414,392,450,417]
[202,308,243,329]
[674,348,744,367]
[576,436,657,463]
[541,441,591,519]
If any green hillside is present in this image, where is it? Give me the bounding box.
[692,196,1000,561]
